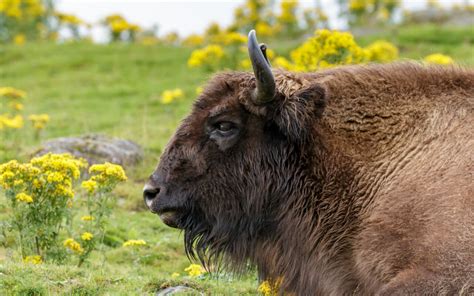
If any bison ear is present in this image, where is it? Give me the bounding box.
[271,84,326,142]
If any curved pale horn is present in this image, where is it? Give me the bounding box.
[248,30,275,105]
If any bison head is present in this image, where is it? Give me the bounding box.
[144,31,326,270]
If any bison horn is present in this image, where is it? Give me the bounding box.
[248,30,276,105]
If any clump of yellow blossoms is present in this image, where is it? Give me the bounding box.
[23,255,42,265]
[255,21,275,37]
[183,34,205,47]
[258,277,283,296]
[0,114,24,129]
[424,53,454,65]
[64,238,84,254]
[77,162,127,266]
[81,180,98,194]
[28,114,50,130]
[0,153,85,195]
[0,0,45,44]
[187,31,249,71]
[273,30,400,72]
[160,88,184,104]
[81,162,127,194]
[13,33,25,45]
[209,32,247,46]
[0,86,26,99]
[0,153,87,263]
[188,44,225,71]
[81,232,93,241]
[364,40,399,63]
[1,153,127,265]
[81,215,95,221]
[123,239,147,247]
[16,192,33,203]
[277,0,299,34]
[0,0,44,20]
[286,29,368,71]
[104,14,140,42]
[1,86,26,130]
[184,264,206,277]
[55,12,84,26]
[1,86,51,145]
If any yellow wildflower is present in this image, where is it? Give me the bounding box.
[23,255,42,265]
[0,161,41,189]
[47,172,64,183]
[365,40,399,63]
[104,14,140,33]
[171,272,180,278]
[32,178,43,189]
[163,32,179,44]
[81,232,93,241]
[13,179,24,187]
[288,29,368,71]
[258,281,272,296]
[31,153,86,180]
[258,277,283,296]
[210,32,246,46]
[160,88,184,104]
[63,238,84,254]
[0,87,26,99]
[89,162,127,182]
[204,22,221,37]
[184,264,205,277]
[239,59,251,70]
[28,114,50,130]
[105,14,125,24]
[13,34,26,45]
[122,239,147,247]
[255,22,274,37]
[0,0,44,19]
[187,44,225,70]
[16,192,33,203]
[141,36,159,46]
[0,114,24,129]
[183,34,204,47]
[55,12,84,25]
[81,215,95,221]
[54,184,74,198]
[349,0,368,12]
[424,53,454,65]
[273,56,293,70]
[81,179,98,194]
[10,102,24,111]
[278,0,299,28]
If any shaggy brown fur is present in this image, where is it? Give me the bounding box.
[144,63,474,295]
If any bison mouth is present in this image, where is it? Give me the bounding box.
[156,207,186,229]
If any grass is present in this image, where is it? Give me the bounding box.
[0,24,473,295]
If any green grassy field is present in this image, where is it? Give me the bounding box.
[1,24,473,295]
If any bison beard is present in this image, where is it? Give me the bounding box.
[144,31,474,295]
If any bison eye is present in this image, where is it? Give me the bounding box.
[209,121,238,138]
[217,122,233,132]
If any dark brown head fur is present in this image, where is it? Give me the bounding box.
[144,63,474,295]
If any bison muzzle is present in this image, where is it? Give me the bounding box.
[144,30,474,295]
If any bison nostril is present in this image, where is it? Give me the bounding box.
[143,186,160,208]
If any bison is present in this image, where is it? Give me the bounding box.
[144,30,474,295]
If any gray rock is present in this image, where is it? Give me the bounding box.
[156,286,203,296]
[34,134,143,166]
